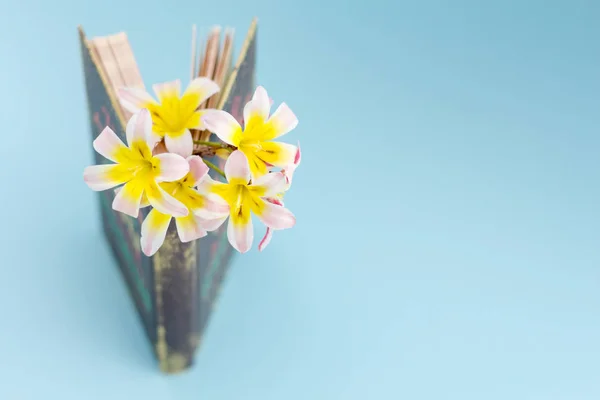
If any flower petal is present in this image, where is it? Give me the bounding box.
[255,141,298,168]
[224,150,251,183]
[186,109,206,130]
[146,182,188,217]
[258,227,273,252]
[187,155,209,186]
[83,164,131,191]
[198,215,228,232]
[140,209,172,256]
[183,77,220,107]
[149,129,164,150]
[293,141,302,166]
[201,110,242,146]
[251,172,288,197]
[126,108,153,147]
[154,153,190,182]
[175,214,208,243]
[254,199,296,230]
[227,214,253,253]
[282,142,302,187]
[152,80,181,103]
[258,196,285,251]
[192,193,230,219]
[112,179,144,217]
[92,127,128,163]
[118,87,157,114]
[164,129,194,158]
[115,186,151,207]
[243,86,270,129]
[141,193,150,208]
[265,102,298,140]
[244,151,269,180]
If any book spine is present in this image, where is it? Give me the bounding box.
[78,28,157,349]
[152,223,199,373]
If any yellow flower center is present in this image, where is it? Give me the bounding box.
[148,94,201,138]
[212,181,267,224]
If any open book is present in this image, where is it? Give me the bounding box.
[78,18,257,374]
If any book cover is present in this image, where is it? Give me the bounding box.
[78,20,257,373]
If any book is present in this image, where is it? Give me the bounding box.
[78,18,257,374]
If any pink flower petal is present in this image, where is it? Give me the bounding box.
[265,196,284,206]
[140,209,172,256]
[224,150,251,183]
[146,182,188,217]
[164,129,194,158]
[183,77,220,105]
[152,80,181,103]
[257,196,285,251]
[115,185,150,207]
[294,141,302,166]
[227,216,253,253]
[187,110,207,130]
[258,227,273,252]
[118,87,156,114]
[243,86,270,127]
[256,200,296,230]
[251,172,287,197]
[126,108,153,147]
[112,179,144,217]
[192,193,230,219]
[198,215,228,232]
[83,165,130,191]
[175,214,208,243]
[149,129,164,150]
[267,103,298,139]
[154,153,189,182]
[195,173,220,194]
[282,142,302,187]
[187,156,210,186]
[201,109,242,146]
[92,127,127,163]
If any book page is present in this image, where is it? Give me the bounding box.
[90,32,144,120]
[194,27,221,142]
[108,32,145,119]
[207,28,234,109]
[90,36,126,92]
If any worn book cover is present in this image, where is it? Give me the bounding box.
[78,20,257,373]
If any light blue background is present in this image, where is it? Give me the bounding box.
[0,0,599,399]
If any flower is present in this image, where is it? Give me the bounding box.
[281,141,302,189]
[83,109,190,218]
[118,78,220,158]
[140,156,230,256]
[258,144,301,252]
[201,86,299,180]
[199,150,296,253]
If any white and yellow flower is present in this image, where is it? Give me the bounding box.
[199,150,296,253]
[118,78,220,158]
[258,144,301,252]
[201,86,298,180]
[83,109,190,219]
[140,156,230,256]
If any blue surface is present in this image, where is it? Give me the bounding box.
[1,0,599,399]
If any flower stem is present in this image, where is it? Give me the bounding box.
[194,140,224,148]
[203,159,226,179]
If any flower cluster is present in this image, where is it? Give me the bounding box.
[84,80,299,256]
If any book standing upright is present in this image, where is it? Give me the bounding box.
[79,18,257,374]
